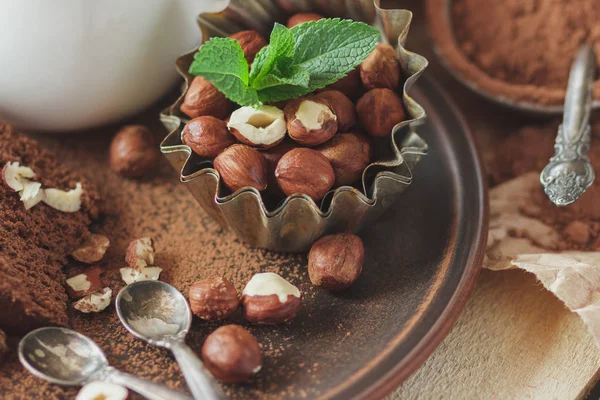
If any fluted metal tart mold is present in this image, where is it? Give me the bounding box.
[160,0,429,252]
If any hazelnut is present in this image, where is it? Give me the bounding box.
[76,382,128,400]
[73,287,112,313]
[65,268,104,299]
[286,12,323,28]
[317,131,372,187]
[125,237,155,269]
[227,105,286,148]
[230,30,267,64]
[360,43,401,90]
[241,272,301,324]
[182,116,236,158]
[189,277,240,320]
[214,144,268,193]
[2,161,35,192]
[356,88,406,137]
[181,76,232,119]
[71,234,110,264]
[275,148,335,201]
[262,141,297,196]
[314,90,357,132]
[308,233,364,291]
[109,125,158,178]
[201,324,263,383]
[325,66,362,99]
[43,183,83,212]
[284,97,338,146]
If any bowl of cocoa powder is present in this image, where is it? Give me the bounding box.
[426,0,600,114]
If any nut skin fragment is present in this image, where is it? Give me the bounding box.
[182,116,236,158]
[201,325,263,383]
[314,90,357,132]
[66,268,104,299]
[214,144,268,193]
[109,125,158,178]
[325,66,363,99]
[286,12,323,27]
[229,30,267,64]
[284,97,338,146]
[181,76,232,120]
[308,234,364,291]
[360,43,401,90]
[356,88,406,137]
[189,277,240,320]
[71,234,110,264]
[317,131,372,187]
[275,148,335,202]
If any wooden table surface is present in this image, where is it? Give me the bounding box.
[388,1,600,399]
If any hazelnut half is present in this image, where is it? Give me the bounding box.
[356,88,406,137]
[182,116,236,158]
[230,30,267,64]
[189,277,240,320]
[308,233,364,291]
[241,272,301,324]
[360,43,401,90]
[275,148,335,201]
[317,131,372,187]
[214,144,268,193]
[314,90,357,132]
[325,66,362,99]
[202,324,263,383]
[284,97,338,146]
[227,105,286,149]
[286,12,323,28]
[109,125,158,178]
[181,76,232,119]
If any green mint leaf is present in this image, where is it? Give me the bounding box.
[189,37,260,107]
[249,23,294,85]
[252,64,310,90]
[290,18,379,90]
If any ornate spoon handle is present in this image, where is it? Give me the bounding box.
[540,44,596,206]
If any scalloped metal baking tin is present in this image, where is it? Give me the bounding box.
[160,0,429,252]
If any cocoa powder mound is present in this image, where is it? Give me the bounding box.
[492,116,600,250]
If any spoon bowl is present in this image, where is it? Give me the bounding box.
[19,327,108,386]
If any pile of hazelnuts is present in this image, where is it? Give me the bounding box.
[180,12,406,203]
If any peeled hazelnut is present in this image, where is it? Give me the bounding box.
[43,183,83,212]
[275,148,335,201]
[230,30,267,64]
[181,76,232,119]
[189,277,240,320]
[314,90,357,132]
[109,125,158,178]
[356,88,406,137]
[76,382,128,400]
[286,12,323,27]
[262,141,298,196]
[71,234,110,264]
[214,144,268,192]
[284,97,338,146]
[66,268,104,299]
[201,325,263,383]
[182,116,236,158]
[360,43,401,90]
[317,131,372,187]
[241,272,301,324]
[325,66,362,99]
[308,233,364,291]
[227,105,286,149]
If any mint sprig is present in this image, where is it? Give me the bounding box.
[189,19,380,107]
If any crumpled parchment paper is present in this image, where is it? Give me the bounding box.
[485,172,600,347]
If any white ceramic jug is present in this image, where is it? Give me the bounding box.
[0,0,229,132]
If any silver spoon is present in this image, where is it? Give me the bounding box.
[115,281,225,400]
[18,327,191,400]
[541,44,597,206]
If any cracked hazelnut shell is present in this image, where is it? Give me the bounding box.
[230,30,267,64]
[308,233,364,291]
[284,97,338,146]
[201,325,262,383]
[360,43,401,90]
[317,131,372,187]
[189,277,239,320]
[356,88,406,137]
[214,144,268,193]
[181,76,232,119]
[109,125,158,178]
[275,148,335,202]
[182,116,236,158]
